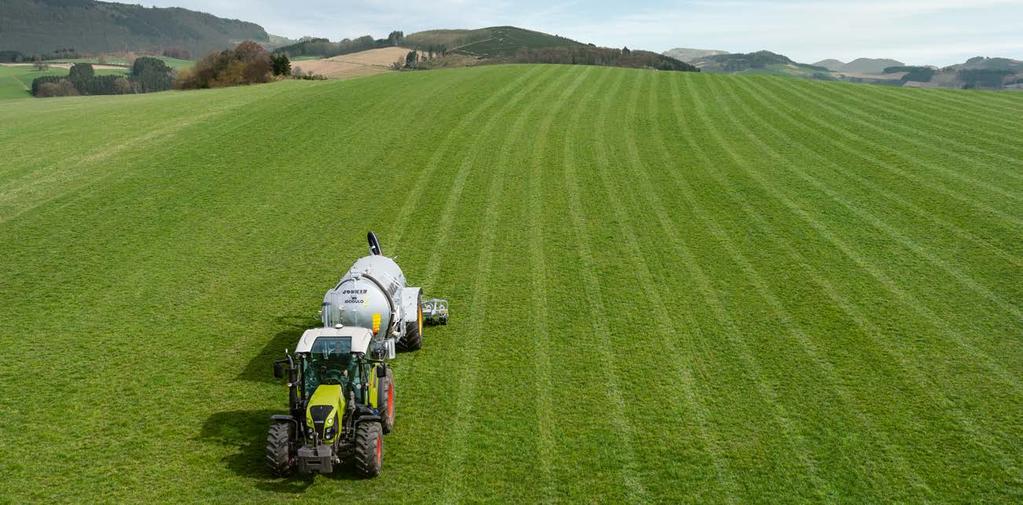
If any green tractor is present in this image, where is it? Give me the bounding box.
[266,326,395,477]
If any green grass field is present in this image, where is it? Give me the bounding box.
[0,64,1020,503]
[0,65,59,99]
[0,65,130,100]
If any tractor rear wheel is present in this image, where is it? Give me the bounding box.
[353,422,383,478]
[398,292,423,352]
[265,423,294,477]
[379,368,396,434]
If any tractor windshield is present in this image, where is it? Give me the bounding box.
[302,337,358,397]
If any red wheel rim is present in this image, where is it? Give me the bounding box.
[375,434,382,465]
[387,381,395,418]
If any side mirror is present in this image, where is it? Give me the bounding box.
[376,365,387,378]
[273,360,286,379]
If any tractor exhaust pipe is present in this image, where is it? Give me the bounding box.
[367,231,383,256]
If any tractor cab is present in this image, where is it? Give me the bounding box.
[298,328,366,399]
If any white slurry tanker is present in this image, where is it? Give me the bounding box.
[320,232,427,356]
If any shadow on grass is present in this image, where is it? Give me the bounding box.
[200,409,368,492]
[238,315,320,383]
[199,409,316,493]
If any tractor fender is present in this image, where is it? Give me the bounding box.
[270,414,300,432]
[400,287,422,328]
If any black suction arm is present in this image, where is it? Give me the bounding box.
[368,231,383,256]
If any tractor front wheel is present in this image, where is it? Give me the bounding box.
[265,423,294,477]
[353,422,383,478]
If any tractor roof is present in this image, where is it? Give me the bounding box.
[295,327,374,354]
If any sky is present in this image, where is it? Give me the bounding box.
[143,0,1023,66]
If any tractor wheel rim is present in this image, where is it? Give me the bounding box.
[375,435,382,465]
[387,382,394,418]
[418,304,423,335]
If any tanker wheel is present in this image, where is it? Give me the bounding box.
[353,422,383,478]
[265,423,294,477]
[398,292,423,352]
[378,368,396,434]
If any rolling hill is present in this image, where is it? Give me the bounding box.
[0,0,269,57]
[664,48,729,63]
[404,26,585,57]
[814,58,905,74]
[693,50,831,77]
[0,65,1021,503]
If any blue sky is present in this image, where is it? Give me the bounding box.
[145,0,1023,66]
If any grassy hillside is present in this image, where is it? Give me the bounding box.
[405,26,584,57]
[664,48,729,63]
[839,58,905,74]
[0,65,1021,503]
[694,51,831,78]
[0,0,268,56]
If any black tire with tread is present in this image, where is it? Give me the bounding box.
[265,423,293,477]
[353,422,383,478]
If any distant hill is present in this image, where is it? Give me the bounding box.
[403,26,695,72]
[813,58,905,74]
[947,56,1022,72]
[813,59,846,72]
[0,0,268,57]
[694,51,829,76]
[663,48,728,63]
[405,26,585,57]
[841,58,905,74]
[267,34,301,49]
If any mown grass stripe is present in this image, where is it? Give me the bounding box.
[0,86,313,224]
[525,65,595,503]
[809,80,1023,179]
[842,82,1023,150]
[733,80,1023,321]
[388,65,548,249]
[739,77,1023,229]
[689,74,936,496]
[438,67,580,504]
[760,78,1023,204]
[649,73,840,500]
[742,78,1023,323]
[861,81,1023,132]
[926,87,1023,117]
[725,77,1023,270]
[591,69,744,503]
[561,68,650,503]
[706,77,1023,392]
[664,75,912,499]
[709,75,1023,479]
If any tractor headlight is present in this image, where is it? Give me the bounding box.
[323,412,339,440]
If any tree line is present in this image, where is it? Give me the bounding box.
[508,46,699,72]
[31,57,175,97]
[30,42,300,98]
[278,31,405,59]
